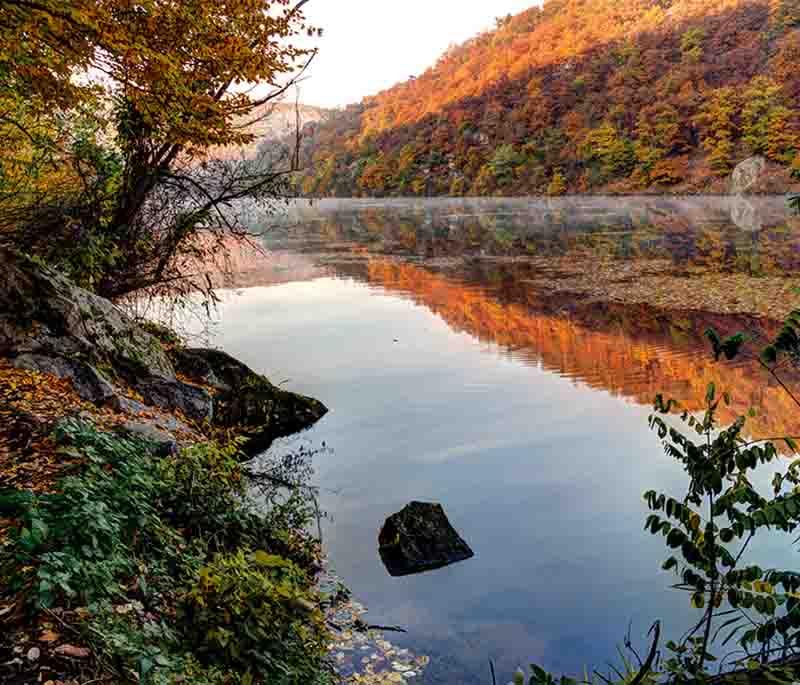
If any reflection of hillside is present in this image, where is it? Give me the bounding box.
[204,242,331,289]
[266,197,800,277]
[358,260,800,442]
[217,244,800,444]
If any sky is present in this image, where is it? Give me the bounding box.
[295,1,536,108]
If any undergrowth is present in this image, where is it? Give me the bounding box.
[0,418,333,685]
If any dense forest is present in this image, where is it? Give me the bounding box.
[295,0,800,196]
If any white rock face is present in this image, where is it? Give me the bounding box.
[730,156,767,195]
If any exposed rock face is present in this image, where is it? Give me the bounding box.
[133,377,213,423]
[730,156,767,195]
[172,348,328,454]
[13,354,117,405]
[171,348,252,392]
[0,252,173,380]
[378,501,474,577]
[0,251,327,446]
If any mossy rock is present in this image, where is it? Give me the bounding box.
[0,249,174,381]
[172,348,328,454]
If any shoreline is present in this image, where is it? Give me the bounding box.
[0,252,339,684]
[0,249,431,685]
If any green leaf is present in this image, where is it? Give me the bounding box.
[720,334,745,360]
[138,657,154,679]
[662,557,678,571]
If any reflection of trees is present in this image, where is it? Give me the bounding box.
[357,259,800,443]
[273,198,800,275]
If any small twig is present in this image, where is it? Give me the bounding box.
[43,607,82,636]
[760,359,800,412]
[364,624,407,633]
[489,659,497,685]
[733,531,755,566]
[630,621,660,685]
[625,620,644,668]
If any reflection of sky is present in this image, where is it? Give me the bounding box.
[208,278,799,683]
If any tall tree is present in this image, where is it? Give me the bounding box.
[0,0,319,300]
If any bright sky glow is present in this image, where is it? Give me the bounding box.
[297,1,536,108]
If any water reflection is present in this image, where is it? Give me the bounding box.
[210,278,800,684]
[219,248,800,445]
[260,196,800,274]
[207,196,800,682]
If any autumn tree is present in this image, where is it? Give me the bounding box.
[358,154,394,195]
[0,0,319,300]
[393,143,421,193]
[634,103,685,185]
[695,87,738,176]
[581,122,635,182]
[742,77,781,156]
[547,169,567,196]
[680,27,706,63]
[739,77,798,162]
[488,144,523,187]
[770,0,800,29]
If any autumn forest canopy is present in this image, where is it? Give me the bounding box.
[296,0,800,197]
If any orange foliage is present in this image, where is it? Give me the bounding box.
[299,0,800,196]
[362,260,800,444]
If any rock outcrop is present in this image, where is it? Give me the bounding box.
[730,156,767,195]
[0,250,327,451]
[378,501,474,577]
[171,348,328,455]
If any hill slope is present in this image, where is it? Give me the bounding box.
[297,0,800,196]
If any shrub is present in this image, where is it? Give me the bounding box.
[1,420,177,608]
[158,440,255,548]
[183,549,330,684]
[1,419,331,684]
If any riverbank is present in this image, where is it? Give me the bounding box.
[0,251,335,684]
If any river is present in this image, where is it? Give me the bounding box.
[205,197,800,683]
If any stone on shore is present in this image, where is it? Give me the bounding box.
[173,348,328,455]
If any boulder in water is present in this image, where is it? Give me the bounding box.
[378,501,474,577]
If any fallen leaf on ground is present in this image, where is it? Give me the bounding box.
[54,644,90,659]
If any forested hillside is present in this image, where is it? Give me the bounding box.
[297,0,800,196]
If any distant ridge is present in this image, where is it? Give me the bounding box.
[212,102,328,161]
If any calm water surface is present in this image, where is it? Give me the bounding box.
[210,198,800,682]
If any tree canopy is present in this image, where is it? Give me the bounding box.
[0,0,318,299]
